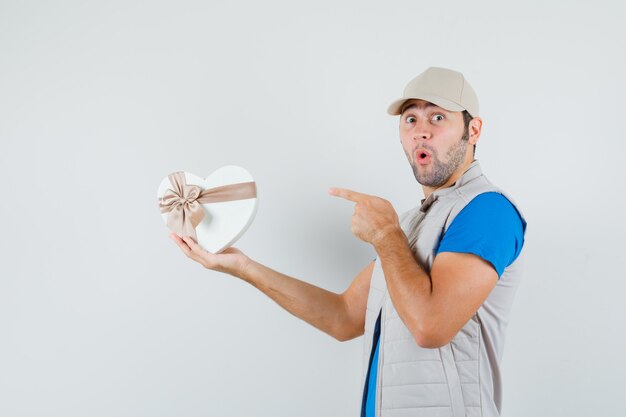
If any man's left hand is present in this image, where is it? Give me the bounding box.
[329,187,402,246]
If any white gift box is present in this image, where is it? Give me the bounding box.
[157,165,259,253]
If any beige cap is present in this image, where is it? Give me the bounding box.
[387,67,479,117]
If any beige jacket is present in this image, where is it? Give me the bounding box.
[361,161,526,417]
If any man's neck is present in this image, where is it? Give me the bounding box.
[421,159,476,200]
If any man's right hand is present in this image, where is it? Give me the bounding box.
[169,233,251,278]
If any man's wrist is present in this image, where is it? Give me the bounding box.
[237,257,255,283]
[372,225,408,253]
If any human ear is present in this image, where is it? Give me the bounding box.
[468,117,483,145]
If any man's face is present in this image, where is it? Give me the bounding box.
[399,99,470,188]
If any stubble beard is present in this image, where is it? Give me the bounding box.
[407,130,470,187]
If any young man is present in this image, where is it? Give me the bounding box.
[171,67,527,417]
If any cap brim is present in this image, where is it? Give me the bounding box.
[387,93,466,115]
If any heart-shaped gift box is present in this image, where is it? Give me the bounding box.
[157,165,258,253]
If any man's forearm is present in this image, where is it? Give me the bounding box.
[239,260,355,341]
[374,228,437,346]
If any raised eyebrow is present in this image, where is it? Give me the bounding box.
[427,105,449,115]
[400,104,417,115]
[401,104,448,116]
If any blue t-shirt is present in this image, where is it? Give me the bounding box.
[363,192,526,417]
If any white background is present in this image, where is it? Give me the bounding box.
[1,1,625,416]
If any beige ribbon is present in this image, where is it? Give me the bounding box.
[158,171,257,240]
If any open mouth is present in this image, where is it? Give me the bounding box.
[415,149,432,164]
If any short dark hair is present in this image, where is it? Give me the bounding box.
[462,110,476,157]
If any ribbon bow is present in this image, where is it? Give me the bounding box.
[158,171,257,240]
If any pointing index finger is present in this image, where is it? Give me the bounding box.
[329,187,368,202]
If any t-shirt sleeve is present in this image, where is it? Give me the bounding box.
[435,192,526,278]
